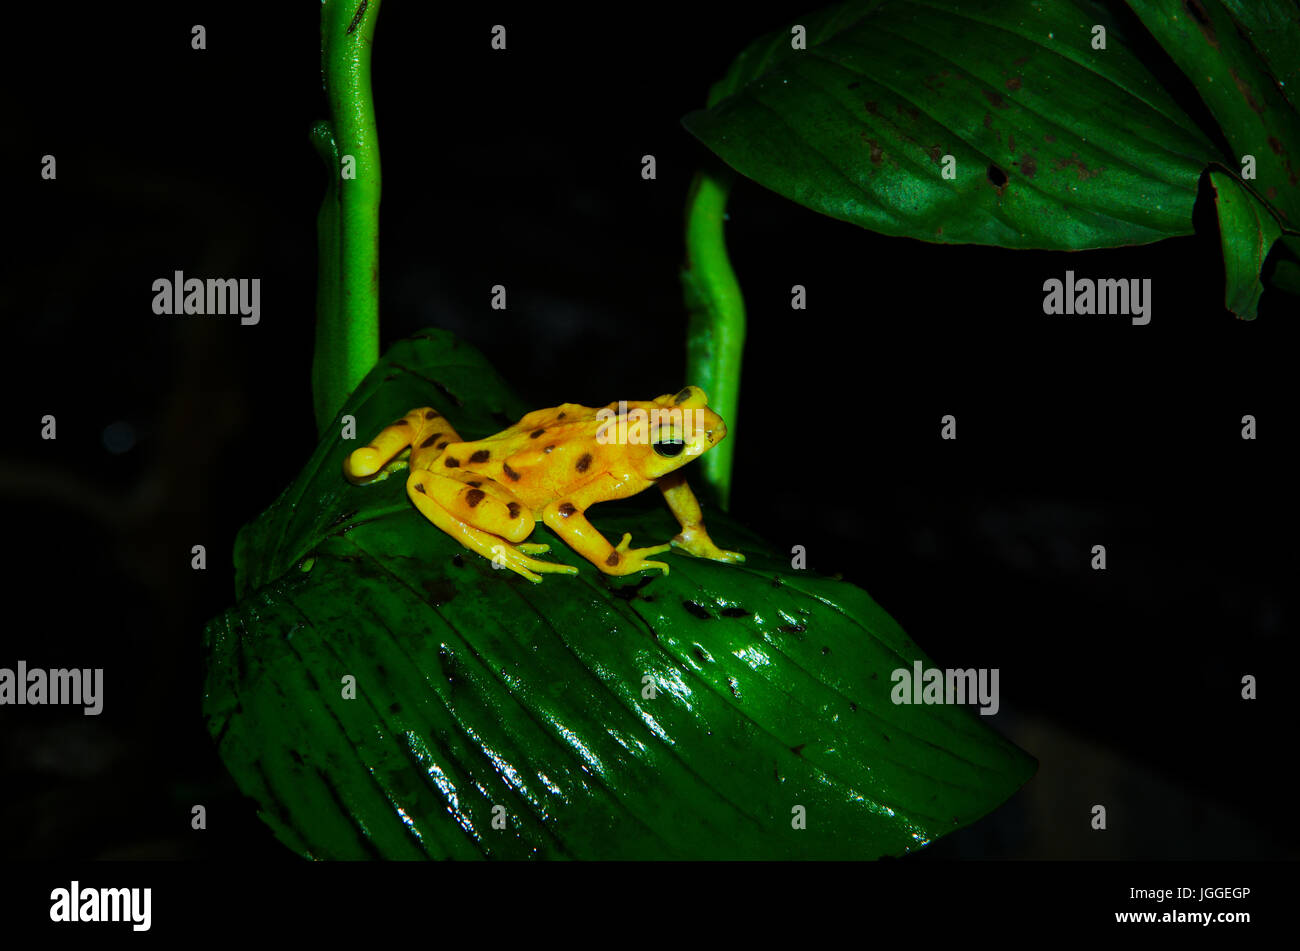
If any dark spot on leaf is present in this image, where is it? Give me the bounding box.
[883,733,891,742]
[683,600,712,620]
[330,509,359,527]
[608,575,654,601]
[1229,67,1262,113]
[790,743,806,756]
[987,164,1008,189]
[928,144,942,164]
[849,702,858,712]
[1021,155,1036,178]
[1005,77,1021,91]
[388,701,401,714]
[1269,136,1285,155]
[422,579,456,606]
[1054,152,1101,181]
[1184,0,1217,47]
[452,554,465,567]
[469,449,491,463]
[1044,133,1056,142]
[982,89,1008,108]
[865,136,883,165]
[721,606,750,618]
[821,646,831,655]
[778,623,806,635]
[693,646,708,663]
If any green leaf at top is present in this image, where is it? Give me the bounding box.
[1212,169,1284,318]
[1220,0,1300,116]
[1126,0,1300,227]
[683,0,1222,249]
[204,329,1035,860]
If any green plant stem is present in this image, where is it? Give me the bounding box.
[682,164,745,510]
[313,0,383,435]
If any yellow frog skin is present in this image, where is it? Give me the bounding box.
[343,386,745,582]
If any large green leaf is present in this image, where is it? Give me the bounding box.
[683,0,1222,249]
[204,329,1035,859]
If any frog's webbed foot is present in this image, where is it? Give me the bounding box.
[606,533,673,577]
[487,540,579,584]
[656,472,744,566]
[541,498,671,577]
[670,524,746,564]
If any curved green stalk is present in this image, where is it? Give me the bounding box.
[682,164,745,510]
[313,0,383,434]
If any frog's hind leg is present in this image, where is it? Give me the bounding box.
[345,407,462,483]
[406,469,578,583]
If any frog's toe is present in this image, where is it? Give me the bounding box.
[516,542,551,555]
[613,533,671,557]
[492,545,578,583]
[670,532,745,564]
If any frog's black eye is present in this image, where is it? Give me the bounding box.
[653,439,685,458]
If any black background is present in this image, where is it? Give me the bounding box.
[3,0,1295,870]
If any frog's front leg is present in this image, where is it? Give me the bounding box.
[657,471,745,564]
[542,476,672,577]
[406,470,577,583]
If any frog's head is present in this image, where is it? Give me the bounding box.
[636,385,726,480]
